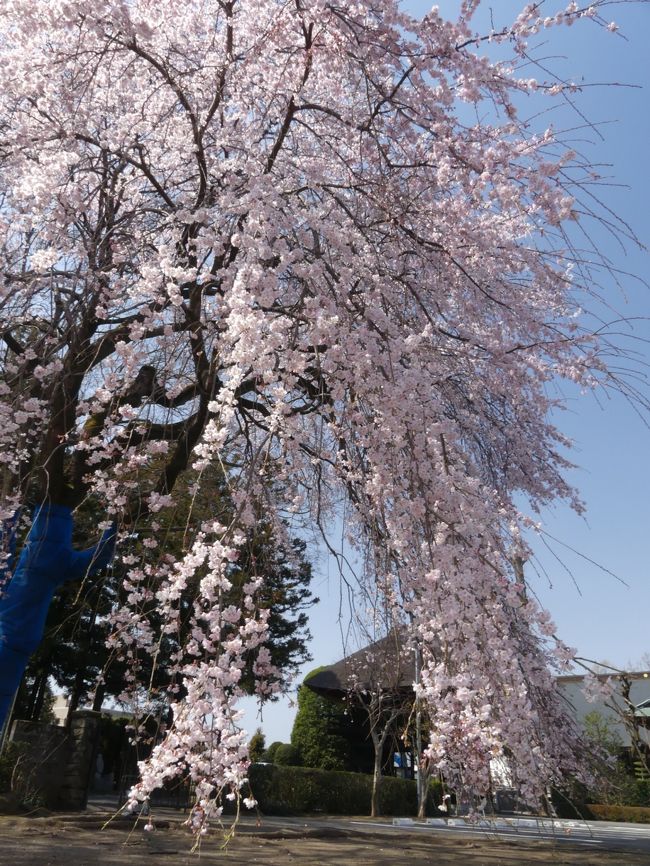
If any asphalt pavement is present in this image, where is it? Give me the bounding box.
[86,796,650,857]
[382,814,650,855]
[240,812,650,857]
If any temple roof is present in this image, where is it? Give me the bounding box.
[304,631,416,697]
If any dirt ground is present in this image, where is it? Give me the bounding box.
[0,813,648,866]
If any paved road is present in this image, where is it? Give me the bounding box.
[353,815,650,856]
[249,813,650,856]
[88,797,650,857]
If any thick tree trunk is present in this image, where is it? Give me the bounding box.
[417,765,430,819]
[92,683,106,713]
[66,668,86,725]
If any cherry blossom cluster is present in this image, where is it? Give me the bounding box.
[0,0,639,829]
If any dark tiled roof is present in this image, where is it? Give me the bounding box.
[305,631,416,696]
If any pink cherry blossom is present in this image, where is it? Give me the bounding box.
[0,0,642,835]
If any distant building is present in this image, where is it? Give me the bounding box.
[556,670,650,748]
[308,642,650,766]
[51,693,132,726]
[51,694,69,726]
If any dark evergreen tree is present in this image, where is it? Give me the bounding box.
[11,674,56,724]
[261,741,283,763]
[12,476,317,723]
[290,670,373,772]
[274,743,302,766]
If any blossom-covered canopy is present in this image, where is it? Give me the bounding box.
[0,0,640,828]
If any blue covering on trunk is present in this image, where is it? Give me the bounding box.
[0,504,115,729]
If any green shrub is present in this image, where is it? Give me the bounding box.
[247,763,438,817]
[585,766,650,809]
[0,741,46,808]
[0,743,22,793]
[632,780,650,807]
[261,741,283,763]
[274,744,302,766]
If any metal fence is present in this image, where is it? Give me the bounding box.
[118,773,193,810]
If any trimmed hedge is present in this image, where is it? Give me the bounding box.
[247,763,441,817]
[588,804,650,824]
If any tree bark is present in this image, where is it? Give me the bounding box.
[66,668,86,726]
[31,671,49,722]
[417,764,431,819]
[92,683,106,713]
[370,734,382,818]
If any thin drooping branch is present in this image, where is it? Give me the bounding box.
[0,0,644,838]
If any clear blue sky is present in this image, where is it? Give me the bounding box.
[241,0,650,745]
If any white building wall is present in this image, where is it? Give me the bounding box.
[557,672,650,748]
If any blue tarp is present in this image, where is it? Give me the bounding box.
[0,504,115,729]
